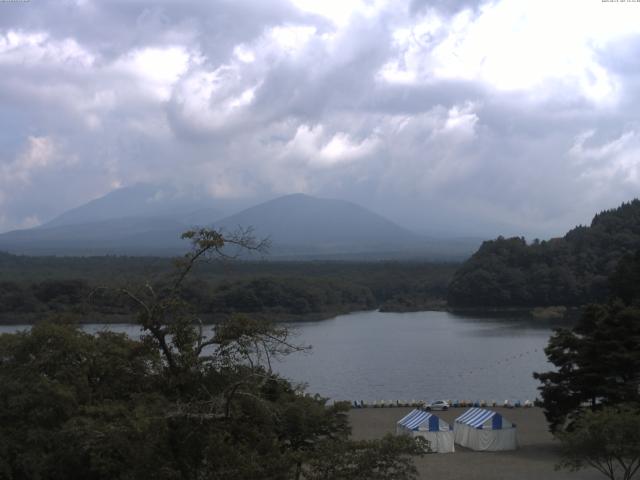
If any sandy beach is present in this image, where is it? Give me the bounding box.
[349,407,603,480]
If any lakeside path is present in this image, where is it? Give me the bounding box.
[349,407,602,480]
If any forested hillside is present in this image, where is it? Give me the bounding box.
[448,200,640,307]
[0,254,455,323]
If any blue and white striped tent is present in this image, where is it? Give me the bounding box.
[396,409,454,453]
[454,408,517,451]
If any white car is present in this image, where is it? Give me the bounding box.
[424,400,449,411]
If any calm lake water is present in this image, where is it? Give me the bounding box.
[0,310,556,403]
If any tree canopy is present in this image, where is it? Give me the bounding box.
[0,252,455,325]
[534,248,640,432]
[0,228,424,480]
[533,303,640,431]
[557,405,640,480]
[449,200,640,307]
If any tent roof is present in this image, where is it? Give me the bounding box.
[455,408,505,429]
[397,409,443,431]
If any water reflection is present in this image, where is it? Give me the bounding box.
[0,310,556,403]
[274,311,555,402]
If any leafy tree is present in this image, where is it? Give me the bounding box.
[610,250,640,306]
[534,249,640,431]
[533,303,640,431]
[0,227,424,479]
[305,435,426,480]
[557,405,640,480]
[33,279,87,304]
[0,322,167,480]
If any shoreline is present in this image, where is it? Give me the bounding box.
[0,309,362,326]
[349,407,600,480]
[0,304,583,326]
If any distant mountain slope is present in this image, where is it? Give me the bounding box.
[0,191,480,259]
[0,184,233,255]
[214,193,420,251]
[42,184,223,229]
[0,217,187,256]
[448,199,640,307]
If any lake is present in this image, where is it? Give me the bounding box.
[0,310,556,403]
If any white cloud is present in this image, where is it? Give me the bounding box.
[0,136,77,230]
[269,25,317,53]
[319,132,379,165]
[2,136,59,185]
[1,0,640,236]
[0,30,95,68]
[171,64,261,134]
[274,123,380,168]
[569,129,640,186]
[289,0,389,27]
[441,102,478,138]
[569,130,635,161]
[112,46,194,101]
[380,0,639,104]
[233,44,256,63]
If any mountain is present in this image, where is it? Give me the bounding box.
[0,184,230,255]
[0,190,480,259]
[448,199,640,307]
[214,194,419,251]
[211,194,480,259]
[41,184,224,229]
[0,217,187,256]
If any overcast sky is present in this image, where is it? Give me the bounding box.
[1,0,639,237]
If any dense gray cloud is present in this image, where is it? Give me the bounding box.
[409,0,485,15]
[1,0,639,238]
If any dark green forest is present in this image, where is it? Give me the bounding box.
[6,199,640,320]
[532,247,640,478]
[0,253,455,324]
[0,229,425,480]
[448,200,640,307]
[534,248,640,430]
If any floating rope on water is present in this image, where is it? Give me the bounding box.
[347,398,538,409]
[456,348,542,379]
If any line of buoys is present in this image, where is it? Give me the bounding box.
[456,348,544,379]
[347,398,540,409]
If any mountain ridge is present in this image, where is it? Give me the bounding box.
[42,184,212,228]
[0,190,479,259]
[213,193,420,248]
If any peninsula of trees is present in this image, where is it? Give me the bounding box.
[448,200,640,308]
